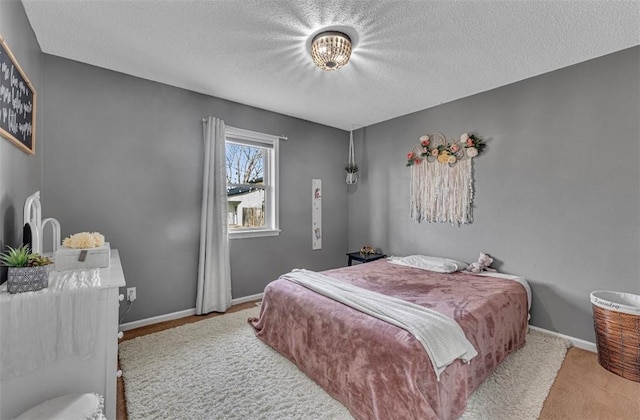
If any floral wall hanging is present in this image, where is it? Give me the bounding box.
[406,132,485,225]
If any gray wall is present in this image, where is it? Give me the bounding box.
[41,56,349,323]
[0,0,44,282]
[348,47,640,343]
[3,0,637,342]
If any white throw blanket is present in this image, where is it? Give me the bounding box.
[281,269,478,380]
[0,269,101,380]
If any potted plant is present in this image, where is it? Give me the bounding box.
[1,244,54,293]
[345,163,359,185]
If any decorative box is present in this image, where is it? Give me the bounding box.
[55,243,111,271]
[7,265,52,293]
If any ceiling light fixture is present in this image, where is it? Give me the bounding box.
[311,31,352,71]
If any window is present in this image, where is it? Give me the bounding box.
[225,126,280,238]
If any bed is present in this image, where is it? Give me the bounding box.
[249,257,530,420]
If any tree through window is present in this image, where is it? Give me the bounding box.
[225,127,280,237]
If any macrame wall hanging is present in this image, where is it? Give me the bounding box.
[345,130,358,185]
[406,132,485,225]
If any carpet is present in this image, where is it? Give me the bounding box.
[119,308,569,420]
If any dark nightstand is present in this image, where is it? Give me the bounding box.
[346,252,387,266]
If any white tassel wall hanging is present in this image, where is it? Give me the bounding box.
[406,132,485,225]
[345,130,358,185]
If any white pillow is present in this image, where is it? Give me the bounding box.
[388,255,468,273]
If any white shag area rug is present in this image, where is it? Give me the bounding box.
[119,307,569,420]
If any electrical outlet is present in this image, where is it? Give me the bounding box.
[127,287,136,302]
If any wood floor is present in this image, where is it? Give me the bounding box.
[539,347,640,419]
[117,301,640,420]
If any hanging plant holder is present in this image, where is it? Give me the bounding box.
[346,130,358,185]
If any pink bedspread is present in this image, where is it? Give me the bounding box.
[249,259,528,420]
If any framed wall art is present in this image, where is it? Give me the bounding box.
[0,35,37,155]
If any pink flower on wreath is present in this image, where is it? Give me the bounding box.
[407,151,416,159]
[466,138,474,147]
[450,144,460,153]
[414,158,422,165]
[421,139,430,147]
[431,148,439,157]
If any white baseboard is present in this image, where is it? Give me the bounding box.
[119,293,263,331]
[231,292,263,305]
[529,325,597,353]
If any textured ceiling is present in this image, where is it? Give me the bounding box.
[21,0,640,131]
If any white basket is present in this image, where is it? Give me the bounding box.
[54,243,111,271]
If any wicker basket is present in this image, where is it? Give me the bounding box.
[590,291,640,382]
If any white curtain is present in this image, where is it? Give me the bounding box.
[196,117,232,314]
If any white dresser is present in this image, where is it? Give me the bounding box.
[0,250,126,419]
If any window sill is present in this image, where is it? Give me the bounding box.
[229,229,281,239]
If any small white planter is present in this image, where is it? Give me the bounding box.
[346,172,358,185]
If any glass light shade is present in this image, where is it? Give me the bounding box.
[311,31,352,71]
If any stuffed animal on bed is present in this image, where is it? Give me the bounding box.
[466,252,497,273]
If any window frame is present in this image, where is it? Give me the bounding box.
[225,126,280,239]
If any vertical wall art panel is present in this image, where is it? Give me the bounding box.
[312,179,322,250]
